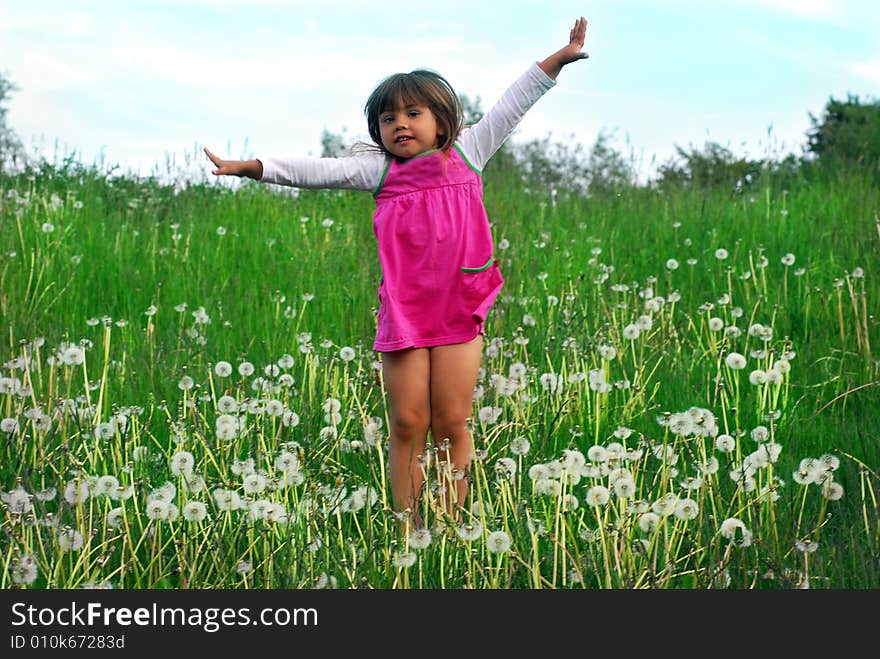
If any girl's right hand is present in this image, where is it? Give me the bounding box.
[204,147,263,178]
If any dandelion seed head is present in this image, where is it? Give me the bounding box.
[795,539,818,553]
[392,551,418,568]
[725,352,747,370]
[638,511,660,533]
[613,476,636,498]
[748,369,767,385]
[510,436,530,456]
[1,487,32,513]
[622,324,640,340]
[10,555,38,585]
[170,450,195,476]
[586,445,607,463]
[494,457,517,482]
[485,530,511,554]
[750,425,770,443]
[407,528,432,550]
[585,485,610,507]
[1,417,20,433]
[668,412,695,437]
[58,528,85,551]
[182,501,208,522]
[822,481,844,501]
[674,498,700,521]
[652,493,679,516]
[773,358,791,375]
[478,406,502,425]
[719,517,752,547]
[242,473,268,495]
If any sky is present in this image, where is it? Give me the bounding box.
[2,0,879,181]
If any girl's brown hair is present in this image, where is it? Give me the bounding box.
[364,69,464,156]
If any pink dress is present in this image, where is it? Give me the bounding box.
[258,64,557,352]
[372,144,503,352]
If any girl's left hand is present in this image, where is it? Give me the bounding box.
[559,16,589,65]
[539,16,589,79]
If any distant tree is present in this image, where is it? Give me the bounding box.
[509,129,634,196]
[656,141,763,191]
[584,129,636,194]
[459,93,485,126]
[807,94,880,166]
[320,127,353,157]
[0,72,24,172]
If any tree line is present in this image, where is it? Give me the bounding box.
[2,72,879,194]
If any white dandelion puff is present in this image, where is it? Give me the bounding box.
[10,555,38,585]
[821,481,844,501]
[750,425,770,443]
[457,521,483,542]
[392,551,418,568]
[265,399,285,417]
[622,324,640,340]
[1,417,20,434]
[57,528,84,551]
[407,528,432,550]
[1,487,32,513]
[182,501,208,522]
[242,473,268,495]
[715,434,736,453]
[170,450,195,476]
[510,436,530,456]
[638,512,660,533]
[485,530,512,554]
[674,498,700,521]
[719,517,753,547]
[613,477,636,499]
[585,485,610,507]
[107,507,125,528]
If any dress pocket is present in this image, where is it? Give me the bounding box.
[460,259,504,321]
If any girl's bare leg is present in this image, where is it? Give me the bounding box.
[382,347,431,516]
[428,335,483,515]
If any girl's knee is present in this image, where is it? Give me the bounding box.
[390,408,430,440]
[430,410,469,439]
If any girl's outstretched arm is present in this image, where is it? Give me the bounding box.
[204,145,385,192]
[538,16,588,80]
[204,147,264,180]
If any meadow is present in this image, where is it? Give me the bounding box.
[1,156,878,589]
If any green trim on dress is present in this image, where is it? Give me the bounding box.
[461,256,494,273]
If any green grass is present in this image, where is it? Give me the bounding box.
[1,160,877,589]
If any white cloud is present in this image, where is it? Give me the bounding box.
[756,0,839,20]
[852,60,880,87]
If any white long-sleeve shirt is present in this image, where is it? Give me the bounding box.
[259,63,556,192]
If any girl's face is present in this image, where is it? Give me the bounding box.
[378,104,444,159]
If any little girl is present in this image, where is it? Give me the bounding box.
[205,16,589,519]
